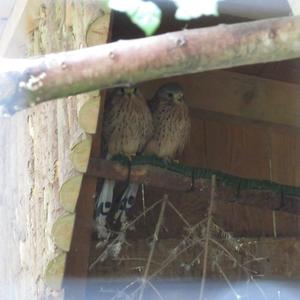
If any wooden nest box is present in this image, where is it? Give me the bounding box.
[1,1,300,299]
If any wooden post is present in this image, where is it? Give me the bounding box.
[2,15,300,114]
[0,1,111,299]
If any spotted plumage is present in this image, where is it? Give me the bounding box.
[145,82,191,159]
[103,87,153,157]
[118,83,191,228]
[95,87,153,240]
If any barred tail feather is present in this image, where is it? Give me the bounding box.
[95,179,115,239]
[115,182,140,223]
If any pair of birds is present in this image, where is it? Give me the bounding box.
[95,83,191,240]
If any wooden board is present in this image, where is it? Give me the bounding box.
[138,72,300,187]
[89,237,300,279]
[141,71,300,129]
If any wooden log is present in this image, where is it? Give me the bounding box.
[59,175,83,213]
[69,137,92,173]
[86,12,111,47]
[63,11,111,298]
[44,253,67,290]
[51,214,75,251]
[87,158,300,215]
[78,96,101,134]
[2,15,300,114]
[0,1,110,298]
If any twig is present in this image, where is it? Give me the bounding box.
[198,175,216,300]
[138,195,168,300]
[142,184,146,224]
[190,249,204,267]
[131,238,204,297]
[148,239,204,280]
[167,200,191,228]
[89,198,163,270]
[242,257,268,266]
[250,276,268,300]
[110,280,140,300]
[112,257,160,266]
[272,211,277,238]
[209,238,268,300]
[147,281,166,300]
[209,238,256,275]
[215,261,242,299]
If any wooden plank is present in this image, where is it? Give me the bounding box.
[141,70,300,129]
[184,71,300,128]
[142,183,300,238]
[88,238,300,280]
[87,158,300,215]
[63,93,106,300]
[270,129,300,186]
[231,59,300,86]
[141,75,300,187]
[189,108,300,134]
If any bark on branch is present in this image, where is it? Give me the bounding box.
[2,15,300,115]
[87,158,300,215]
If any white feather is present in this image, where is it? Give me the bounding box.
[115,182,139,223]
[95,179,115,239]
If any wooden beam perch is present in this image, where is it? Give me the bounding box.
[2,15,300,115]
[87,158,300,215]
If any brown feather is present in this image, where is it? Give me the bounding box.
[103,88,153,157]
[145,84,191,159]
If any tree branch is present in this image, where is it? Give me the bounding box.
[2,15,300,115]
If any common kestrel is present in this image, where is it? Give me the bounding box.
[95,86,153,239]
[117,83,191,222]
[145,82,191,159]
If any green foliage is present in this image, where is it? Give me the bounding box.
[105,0,162,35]
[173,0,219,20]
[103,0,220,36]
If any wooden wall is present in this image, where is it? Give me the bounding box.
[0,1,109,299]
[88,7,300,294]
[139,71,300,187]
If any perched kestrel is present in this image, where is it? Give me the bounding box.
[145,82,191,159]
[117,83,191,223]
[95,87,153,239]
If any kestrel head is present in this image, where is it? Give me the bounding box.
[115,86,139,98]
[155,82,184,103]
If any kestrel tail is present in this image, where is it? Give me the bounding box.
[118,82,191,221]
[95,86,153,239]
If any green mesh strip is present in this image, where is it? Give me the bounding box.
[112,155,300,198]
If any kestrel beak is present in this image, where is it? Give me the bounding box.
[125,87,136,97]
[174,92,184,102]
